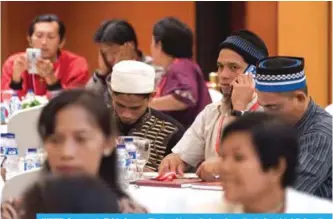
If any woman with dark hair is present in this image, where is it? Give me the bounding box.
[1,89,146,219]
[195,113,332,213]
[21,175,120,219]
[150,17,212,130]
[86,19,163,106]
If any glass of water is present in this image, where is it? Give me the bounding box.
[134,138,151,179]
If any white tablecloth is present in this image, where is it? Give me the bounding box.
[128,185,222,213]
[0,124,223,212]
[0,171,222,213]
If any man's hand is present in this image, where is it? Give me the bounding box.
[196,157,222,182]
[97,51,110,76]
[12,55,28,83]
[158,153,186,176]
[231,74,255,111]
[114,42,136,64]
[36,59,57,85]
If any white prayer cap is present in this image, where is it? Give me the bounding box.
[110,60,155,94]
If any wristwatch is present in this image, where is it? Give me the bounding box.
[231,110,249,117]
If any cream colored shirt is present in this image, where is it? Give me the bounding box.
[172,96,259,168]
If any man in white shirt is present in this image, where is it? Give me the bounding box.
[158,30,269,181]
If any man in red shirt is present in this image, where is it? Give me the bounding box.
[1,14,90,98]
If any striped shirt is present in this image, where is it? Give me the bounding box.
[117,109,185,171]
[294,99,332,200]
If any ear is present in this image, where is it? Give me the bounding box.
[270,158,287,184]
[156,40,162,50]
[294,90,306,103]
[27,36,32,47]
[59,38,66,49]
[148,92,155,103]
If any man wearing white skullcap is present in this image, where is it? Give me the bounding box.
[109,60,185,171]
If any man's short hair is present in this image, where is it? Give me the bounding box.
[28,14,66,41]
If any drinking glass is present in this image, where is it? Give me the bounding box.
[134,138,151,179]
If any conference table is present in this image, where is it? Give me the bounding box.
[0,170,222,213]
[1,124,222,213]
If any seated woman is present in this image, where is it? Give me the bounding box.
[196,113,332,213]
[1,89,146,219]
[19,175,120,219]
[150,17,211,129]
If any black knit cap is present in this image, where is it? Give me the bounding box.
[219,30,269,66]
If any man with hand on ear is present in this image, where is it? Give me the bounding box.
[86,19,164,106]
[1,14,90,99]
[159,30,268,181]
[255,56,332,200]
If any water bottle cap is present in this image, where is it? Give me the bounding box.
[12,93,18,96]
[27,148,38,153]
[28,89,33,93]
[116,144,126,148]
[124,137,134,142]
[6,133,15,138]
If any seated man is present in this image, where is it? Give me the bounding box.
[110,60,185,171]
[158,30,269,180]
[255,56,332,199]
[86,19,163,106]
[1,14,90,98]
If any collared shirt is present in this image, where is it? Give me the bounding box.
[172,96,260,168]
[293,100,332,199]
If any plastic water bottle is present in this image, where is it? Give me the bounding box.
[3,133,19,174]
[25,89,35,102]
[9,93,21,116]
[1,103,9,124]
[24,148,40,171]
[124,137,136,160]
[0,134,6,156]
[116,144,130,188]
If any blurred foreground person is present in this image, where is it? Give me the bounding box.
[196,113,332,213]
[20,175,120,219]
[1,89,146,219]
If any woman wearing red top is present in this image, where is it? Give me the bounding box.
[1,14,90,99]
